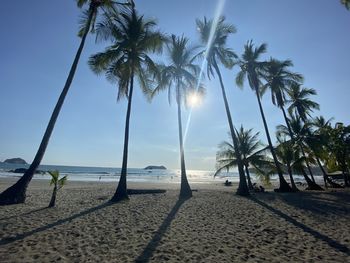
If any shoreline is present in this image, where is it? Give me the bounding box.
[0,179,349,262]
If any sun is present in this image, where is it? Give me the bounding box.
[188,93,200,107]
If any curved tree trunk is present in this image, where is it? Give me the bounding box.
[111,72,134,202]
[0,6,95,206]
[280,106,300,191]
[301,168,324,191]
[254,89,292,192]
[282,107,323,188]
[287,163,298,191]
[244,164,254,190]
[176,92,192,199]
[341,161,350,187]
[299,144,316,183]
[213,61,249,196]
[315,157,342,188]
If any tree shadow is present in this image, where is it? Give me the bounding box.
[134,197,188,263]
[277,191,349,216]
[324,190,350,203]
[254,190,350,217]
[249,196,349,255]
[0,207,48,221]
[0,201,113,246]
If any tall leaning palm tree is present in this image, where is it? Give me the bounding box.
[0,0,128,205]
[89,6,164,202]
[196,17,249,196]
[151,35,204,199]
[261,58,312,186]
[236,41,293,192]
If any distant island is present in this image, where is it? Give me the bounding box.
[144,165,167,170]
[4,158,27,164]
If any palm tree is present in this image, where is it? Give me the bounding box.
[47,171,68,207]
[309,116,343,188]
[236,41,293,192]
[89,6,164,202]
[260,58,315,187]
[196,17,249,196]
[287,83,320,182]
[151,35,204,199]
[277,115,324,190]
[325,123,350,186]
[261,58,303,137]
[275,136,300,191]
[0,0,129,205]
[287,83,320,123]
[215,126,270,191]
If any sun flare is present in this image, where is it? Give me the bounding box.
[188,93,200,107]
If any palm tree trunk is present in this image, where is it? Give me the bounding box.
[315,157,328,188]
[48,185,57,208]
[254,89,292,192]
[0,6,95,206]
[301,167,323,191]
[299,144,316,182]
[176,91,192,199]
[213,61,249,196]
[287,163,298,191]
[244,164,254,190]
[341,160,350,187]
[280,106,300,191]
[111,71,134,202]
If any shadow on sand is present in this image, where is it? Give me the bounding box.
[0,207,49,221]
[249,196,349,255]
[256,191,350,217]
[0,201,113,246]
[135,197,188,263]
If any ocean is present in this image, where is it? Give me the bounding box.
[0,162,235,184]
[0,162,322,186]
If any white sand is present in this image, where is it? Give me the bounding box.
[0,178,349,262]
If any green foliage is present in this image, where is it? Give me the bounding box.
[196,16,237,79]
[236,40,267,91]
[322,123,350,173]
[261,58,303,108]
[48,170,67,190]
[76,0,124,37]
[215,126,272,180]
[287,83,320,122]
[151,34,205,106]
[89,7,165,100]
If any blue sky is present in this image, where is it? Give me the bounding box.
[0,0,349,170]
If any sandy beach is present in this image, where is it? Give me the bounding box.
[0,178,349,262]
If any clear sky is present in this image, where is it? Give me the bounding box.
[0,0,349,170]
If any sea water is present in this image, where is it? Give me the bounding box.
[0,163,321,185]
[0,163,237,184]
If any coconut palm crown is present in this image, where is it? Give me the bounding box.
[215,126,270,190]
[287,83,320,123]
